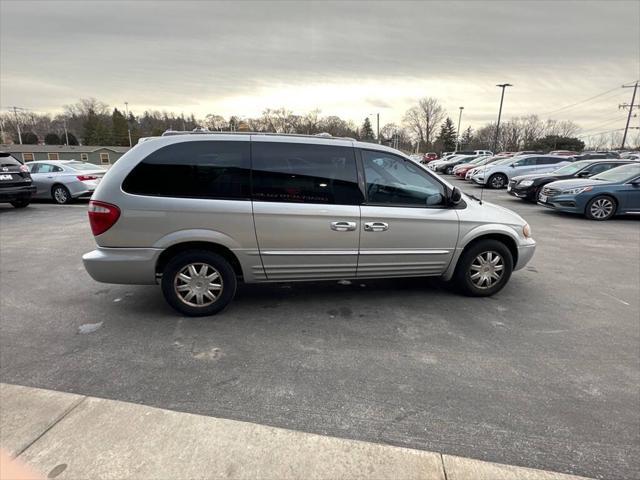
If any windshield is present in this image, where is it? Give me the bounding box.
[66,162,104,171]
[591,164,640,183]
[552,160,593,175]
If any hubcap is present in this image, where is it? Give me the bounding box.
[469,251,504,289]
[54,188,68,203]
[491,176,505,188]
[590,198,613,219]
[174,263,223,307]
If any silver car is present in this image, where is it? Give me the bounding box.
[83,132,536,316]
[27,160,106,204]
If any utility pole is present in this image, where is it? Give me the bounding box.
[456,106,464,151]
[376,113,380,144]
[620,81,638,150]
[493,84,512,153]
[63,118,69,146]
[11,107,23,144]
[124,101,132,147]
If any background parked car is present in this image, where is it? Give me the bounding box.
[0,153,36,208]
[470,154,572,189]
[548,150,579,156]
[27,160,107,204]
[434,154,485,174]
[571,152,620,160]
[454,155,510,177]
[423,152,438,162]
[538,163,640,220]
[508,159,636,201]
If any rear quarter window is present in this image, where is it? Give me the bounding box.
[0,155,22,167]
[122,141,251,199]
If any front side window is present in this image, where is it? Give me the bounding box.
[123,141,251,199]
[362,150,446,207]
[252,142,362,205]
[35,163,57,173]
[514,157,537,167]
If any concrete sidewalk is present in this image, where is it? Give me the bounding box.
[0,383,592,480]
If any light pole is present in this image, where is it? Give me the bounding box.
[124,101,132,147]
[369,113,380,144]
[456,106,464,151]
[493,84,512,153]
[63,118,69,145]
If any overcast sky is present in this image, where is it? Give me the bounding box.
[1,0,639,134]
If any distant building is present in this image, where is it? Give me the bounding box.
[0,145,130,165]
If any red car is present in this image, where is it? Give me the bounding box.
[423,152,438,163]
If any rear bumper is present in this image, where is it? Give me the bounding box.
[82,247,162,284]
[0,185,36,201]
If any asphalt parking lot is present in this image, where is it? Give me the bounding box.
[1,181,638,480]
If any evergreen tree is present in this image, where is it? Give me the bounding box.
[44,133,61,145]
[21,132,39,144]
[461,127,473,148]
[360,118,375,141]
[66,132,79,145]
[83,108,112,145]
[435,118,457,152]
[111,108,129,146]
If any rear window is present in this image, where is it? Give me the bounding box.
[252,142,362,205]
[0,154,22,167]
[122,141,250,199]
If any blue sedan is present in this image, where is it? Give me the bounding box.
[537,163,640,220]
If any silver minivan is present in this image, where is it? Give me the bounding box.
[83,132,536,316]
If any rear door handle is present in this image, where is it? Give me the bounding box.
[330,221,357,232]
[364,222,389,232]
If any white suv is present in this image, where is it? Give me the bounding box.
[470,155,572,189]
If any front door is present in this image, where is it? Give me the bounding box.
[358,150,459,278]
[251,139,363,281]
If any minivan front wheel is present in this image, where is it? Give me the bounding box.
[454,239,513,296]
[161,250,237,316]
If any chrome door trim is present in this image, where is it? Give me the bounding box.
[359,249,451,255]
[364,222,389,232]
[260,250,358,256]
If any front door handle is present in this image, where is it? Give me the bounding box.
[330,221,357,232]
[364,222,389,232]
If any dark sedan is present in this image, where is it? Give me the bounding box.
[508,159,634,202]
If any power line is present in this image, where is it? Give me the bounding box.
[540,81,638,116]
[576,128,624,138]
[578,115,630,134]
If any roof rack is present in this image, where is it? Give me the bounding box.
[160,128,356,141]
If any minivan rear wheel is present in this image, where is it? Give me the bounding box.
[161,250,237,316]
[454,239,513,296]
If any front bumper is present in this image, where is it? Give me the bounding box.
[537,194,581,214]
[471,176,486,185]
[507,185,536,200]
[83,247,162,285]
[0,185,36,201]
[515,240,536,271]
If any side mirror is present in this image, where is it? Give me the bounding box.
[510,164,516,168]
[449,186,463,205]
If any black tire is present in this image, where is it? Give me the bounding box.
[161,250,237,316]
[453,239,514,297]
[51,185,72,204]
[488,174,507,189]
[585,195,617,221]
[10,199,30,208]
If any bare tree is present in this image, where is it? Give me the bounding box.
[403,97,446,149]
[204,114,227,131]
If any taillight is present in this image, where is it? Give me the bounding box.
[77,175,98,181]
[88,200,120,236]
[19,165,29,173]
